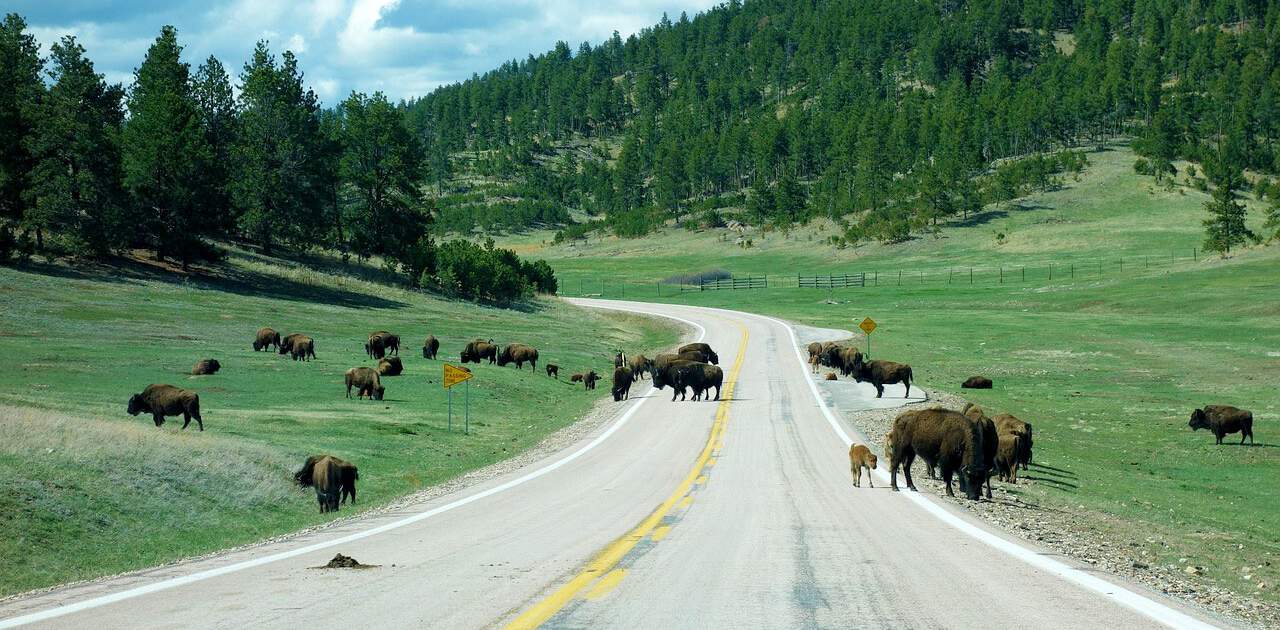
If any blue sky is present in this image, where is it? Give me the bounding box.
[13,0,718,104]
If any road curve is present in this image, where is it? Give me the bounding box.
[0,300,1226,629]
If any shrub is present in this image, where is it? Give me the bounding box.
[661,268,731,285]
[426,239,556,302]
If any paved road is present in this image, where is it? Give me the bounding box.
[0,300,1225,629]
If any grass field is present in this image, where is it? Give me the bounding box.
[510,146,1280,605]
[0,249,680,597]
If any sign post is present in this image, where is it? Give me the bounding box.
[443,363,475,434]
[859,317,877,359]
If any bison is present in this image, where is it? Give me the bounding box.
[995,434,1021,483]
[376,356,403,376]
[546,363,560,378]
[127,384,203,431]
[993,413,1034,470]
[570,372,584,383]
[1189,405,1255,445]
[888,407,987,500]
[807,341,823,364]
[629,354,653,380]
[583,370,600,390]
[677,349,714,363]
[852,358,913,398]
[839,347,863,377]
[461,339,498,364]
[613,351,626,369]
[497,343,539,370]
[279,333,316,361]
[612,366,634,401]
[966,412,998,499]
[191,359,221,375]
[655,360,723,402]
[295,455,358,513]
[253,327,280,352]
[365,331,399,359]
[345,367,385,400]
[849,443,878,488]
[962,376,993,389]
[678,342,719,365]
[422,335,440,360]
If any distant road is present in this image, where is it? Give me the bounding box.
[0,300,1225,629]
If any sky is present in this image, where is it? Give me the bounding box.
[12,0,718,104]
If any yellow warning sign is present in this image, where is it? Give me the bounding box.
[859,317,877,335]
[443,363,473,388]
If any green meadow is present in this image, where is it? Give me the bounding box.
[0,248,679,597]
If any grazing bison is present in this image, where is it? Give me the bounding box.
[422,335,440,360]
[279,334,316,361]
[966,412,998,499]
[191,359,221,375]
[376,356,403,376]
[888,408,987,500]
[253,327,281,352]
[1189,406,1255,445]
[849,443,878,488]
[365,331,399,359]
[678,342,719,365]
[461,339,498,364]
[295,455,358,513]
[852,358,913,398]
[995,434,1021,483]
[345,367,385,400]
[127,384,203,431]
[583,370,600,390]
[497,343,539,370]
[546,363,560,378]
[629,354,653,380]
[962,376,993,389]
[612,366,634,401]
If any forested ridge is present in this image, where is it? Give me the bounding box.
[407,0,1280,251]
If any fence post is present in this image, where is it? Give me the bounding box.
[1049,264,1053,281]
[874,271,878,286]
[969,268,973,284]
[999,266,1003,283]
[898,270,902,286]
[1098,260,1102,276]
[1119,258,1124,272]
[949,268,953,284]
[1193,248,1197,262]
[1021,267,1025,282]
[601,278,605,296]
[1070,263,1074,279]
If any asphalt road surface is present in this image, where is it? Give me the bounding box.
[0,300,1228,629]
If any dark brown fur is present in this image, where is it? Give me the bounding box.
[191,359,221,375]
[889,408,987,500]
[677,342,719,365]
[583,370,600,390]
[345,367,384,400]
[253,327,280,352]
[497,343,539,370]
[366,331,399,359]
[992,413,1033,470]
[962,376,993,389]
[295,455,357,513]
[546,363,559,378]
[422,335,440,359]
[127,384,203,431]
[852,358,913,398]
[995,434,1021,483]
[1189,405,1255,445]
[612,366,634,401]
[376,356,403,376]
[569,373,584,383]
[279,333,316,361]
[629,354,653,380]
[461,339,497,364]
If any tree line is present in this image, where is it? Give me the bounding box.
[0,16,552,301]
[404,0,1280,253]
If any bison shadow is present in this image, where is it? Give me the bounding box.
[1021,475,1079,490]
[1028,462,1077,476]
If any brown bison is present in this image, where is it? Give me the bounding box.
[629,354,653,380]
[253,327,280,352]
[546,363,559,378]
[191,359,221,375]
[995,434,1021,483]
[993,413,1034,470]
[376,356,403,376]
[824,372,838,381]
[497,343,539,370]
[654,360,723,401]
[569,372,584,383]
[127,384,203,431]
[807,341,823,363]
[279,333,316,361]
[461,339,498,364]
[839,347,863,377]
[962,376,993,389]
[422,335,440,360]
[678,342,719,365]
[852,358,913,398]
[345,367,385,400]
[966,412,998,499]
[366,331,400,359]
[889,408,987,500]
[677,349,714,363]
[1189,405,1255,445]
[583,370,600,390]
[295,455,358,513]
[849,443,878,488]
[612,366,634,401]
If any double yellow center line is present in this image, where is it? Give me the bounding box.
[503,322,750,629]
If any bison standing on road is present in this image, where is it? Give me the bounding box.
[655,360,723,401]
[849,443,878,488]
[889,408,987,500]
[1189,405,1255,445]
[678,343,719,365]
[253,327,281,352]
[422,335,440,360]
[461,339,498,364]
[852,357,913,398]
[295,455,358,513]
[127,384,203,431]
[191,359,221,375]
[612,366,634,401]
[345,367,385,400]
[497,343,539,370]
[629,354,653,380]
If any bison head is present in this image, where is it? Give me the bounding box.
[373,385,385,401]
[960,465,985,500]
[277,343,289,355]
[651,368,669,390]
[126,394,143,416]
[707,350,719,365]
[1188,409,1208,431]
[460,349,475,363]
[423,346,430,359]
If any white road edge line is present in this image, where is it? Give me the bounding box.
[0,310,707,629]
[746,308,1218,630]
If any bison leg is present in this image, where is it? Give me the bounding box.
[866,465,874,488]
[903,378,910,398]
[181,412,192,430]
[851,461,860,487]
[942,468,955,497]
[901,452,917,491]
[152,413,165,427]
[874,382,884,398]
[713,384,721,401]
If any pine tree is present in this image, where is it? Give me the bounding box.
[0,13,43,240]
[122,25,213,268]
[192,55,237,233]
[26,36,126,254]
[1202,149,1254,255]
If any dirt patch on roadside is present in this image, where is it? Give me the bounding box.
[313,554,378,570]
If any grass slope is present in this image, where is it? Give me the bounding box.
[512,146,1280,605]
[0,249,679,597]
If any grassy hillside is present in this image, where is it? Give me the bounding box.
[509,146,1280,606]
[0,249,679,597]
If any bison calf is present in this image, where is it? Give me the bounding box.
[995,434,1021,483]
[127,384,203,431]
[849,443,878,488]
[546,363,560,378]
[1189,405,1255,445]
[583,370,600,390]
[569,372,584,383]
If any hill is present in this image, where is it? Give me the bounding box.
[0,249,680,597]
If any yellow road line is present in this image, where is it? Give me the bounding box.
[503,323,749,630]
[650,525,672,542]
[678,495,693,510]
[583,569,628,601]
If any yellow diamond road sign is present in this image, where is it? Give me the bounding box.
[859,317,877,335]
[443,363,473,388]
